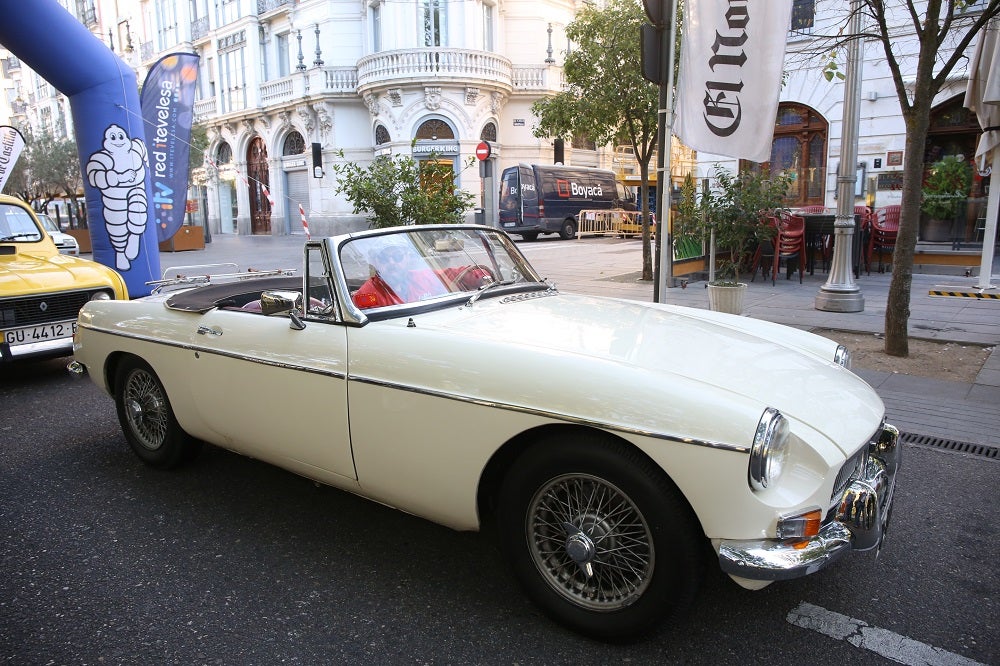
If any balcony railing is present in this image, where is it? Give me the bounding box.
[323,67,359,94]
[259,78,293,105]
[257,0,293,13]
[194,97,217,119]
[357,48,513,91]
[191,16,210,41]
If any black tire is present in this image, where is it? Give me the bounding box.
[558,219,576,240]
[519,232,539,241]
[497,432,704,641]
[114,357,201,469]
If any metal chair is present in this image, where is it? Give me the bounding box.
[773,214,806,285]
[867,205,900,274]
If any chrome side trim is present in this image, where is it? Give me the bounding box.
[82,322,747,451]
[349,374,749,452]
[78,324,347,380]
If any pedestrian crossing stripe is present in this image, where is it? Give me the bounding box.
[928,289,1000,299]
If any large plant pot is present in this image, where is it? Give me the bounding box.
[919,217,952,242]
[707,282,747,314]
[159,225,205,252]
[66,229,92,253]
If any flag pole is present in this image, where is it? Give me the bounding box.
[655,0,678,301]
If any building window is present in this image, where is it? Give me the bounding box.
[201,56,216,100]
[76,0,96,25]
[375,124,391,145]
[423,0,446,47]
[276,33,290,77]
[217,142,232,164]
[571,134,597,150]
[371,2,382,52]
[480,122,497,142]
[483,3,494,51]
[744,103,828,207]
[415,118,454,140]
[790,0,815,33]
[283,131,305,156]
[154,0,178,50]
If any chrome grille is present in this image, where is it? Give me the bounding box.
[831,446,866,502]
[0,289,109,328]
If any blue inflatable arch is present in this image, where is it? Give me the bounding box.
[1,0,159,296]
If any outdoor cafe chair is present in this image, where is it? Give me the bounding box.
[868,205,900,274]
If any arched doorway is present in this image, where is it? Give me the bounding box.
[746,103,828,207]
[247,136,271,235]
[282,131,309,234]
[413,118,458,191]
[216,142,237,234]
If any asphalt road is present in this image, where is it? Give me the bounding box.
[1,354,997,665]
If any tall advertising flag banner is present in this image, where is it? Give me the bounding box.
[674,0,793,163]
[0,125,26,193]
[140,53,200,243]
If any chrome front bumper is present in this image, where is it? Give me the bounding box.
[718,423,901,581]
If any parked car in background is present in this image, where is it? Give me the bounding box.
[1,195,127,362]
[37,213,80,255]
[69,224,900,641]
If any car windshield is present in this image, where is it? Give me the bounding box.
[38,215,60,234]
[340,226,543,310]
[0,203,43,243]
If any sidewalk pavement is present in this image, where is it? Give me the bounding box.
[157,232,1000,448]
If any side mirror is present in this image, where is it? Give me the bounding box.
[259,290,303,316]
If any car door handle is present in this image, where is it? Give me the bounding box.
[197,325,223,336]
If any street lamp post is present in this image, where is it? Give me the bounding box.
[816,0,865,312]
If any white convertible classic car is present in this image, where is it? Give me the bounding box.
[70,225,900,640]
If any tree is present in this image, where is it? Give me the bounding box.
[329,148,475,227]
[824,0,1000,356]
[28,131,85,226]
[531,0,660,279]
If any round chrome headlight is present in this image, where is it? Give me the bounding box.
[89,291,112,301]
[834,344,852,369]
[749,408,790,491]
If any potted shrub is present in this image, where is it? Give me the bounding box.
[675,165,791,314]
[920,155,972,242]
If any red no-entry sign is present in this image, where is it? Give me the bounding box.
[475,141,492,160]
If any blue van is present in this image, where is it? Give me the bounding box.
[498,164,635,240]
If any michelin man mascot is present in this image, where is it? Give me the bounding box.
[86,124,149,271]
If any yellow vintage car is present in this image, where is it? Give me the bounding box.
[0,195,127,362]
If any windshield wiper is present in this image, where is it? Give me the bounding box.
[466,278,553,307]
[0,233,39,242]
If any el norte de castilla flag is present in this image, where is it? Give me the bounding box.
[674,0,793,163]
[0,125,26,193]
[140,53,200,243]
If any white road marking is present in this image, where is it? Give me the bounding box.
[786,602,986,666]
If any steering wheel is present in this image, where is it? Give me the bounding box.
[450,264,498,290]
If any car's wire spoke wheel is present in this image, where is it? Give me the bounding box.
[527,473,653,611]
[114,357,200,469]
[498,434,704,641]
[123,367,169,451]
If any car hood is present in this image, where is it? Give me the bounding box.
[0,249,115,294]
[423,291,883,454]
